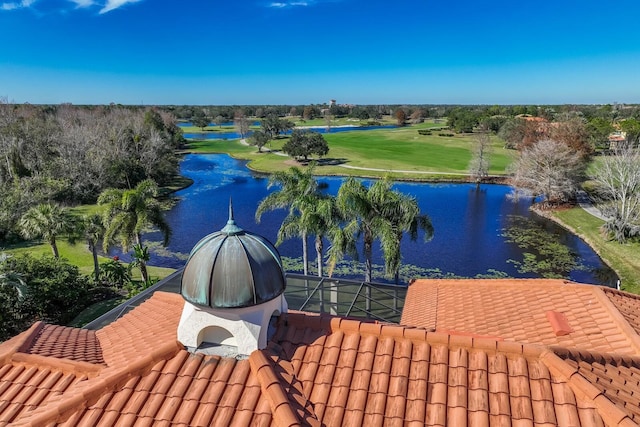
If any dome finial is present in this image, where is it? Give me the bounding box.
[221,197,243,235]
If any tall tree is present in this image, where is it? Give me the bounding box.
[383,190,434,283]
[261,114,294,140]
[468,132,492,184]
[591,142,640,243]
[336,177,432,283]
[619,118,640,145]
[0,253,26,298]
[98,179,170,284]
[509,139,586,207]
[249,130,270,152]
[296,194,345,278]
[256,166,319,275]
[409,109,424,124]
[19,203,77,258]
[191,110,209,131]
[82,213,105,282]
[587,117,615,149]
[282,130,329,161]
[234,112,251,139]
[550,116,592,157]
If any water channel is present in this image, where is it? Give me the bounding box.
[127,153,616,287]
[180,123,398,140]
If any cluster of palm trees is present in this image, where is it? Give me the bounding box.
[256,164,433,283]
[15,179,170,286]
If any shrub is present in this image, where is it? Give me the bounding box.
[0,254,94,340]
[417,130,432,135]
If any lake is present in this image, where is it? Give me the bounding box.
[180,124,398,140]
[128,153,616,287]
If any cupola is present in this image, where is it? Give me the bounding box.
[177,201,288,355]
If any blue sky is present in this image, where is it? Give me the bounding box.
[1,0,639,105]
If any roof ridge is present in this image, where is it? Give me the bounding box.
[11,337,183,426]
[591,287,640,353]
[0,321,44,365]
[540,350,638,427]
[249,349,320,427]
[10,352,102,377]
[551,345,640,366]
[412,278,578,287]
[603,287,640,300]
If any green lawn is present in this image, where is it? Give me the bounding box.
[182,125,515,180]
[1,239,175,279]
[550,208,640,293]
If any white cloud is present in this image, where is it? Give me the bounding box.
[1,0,36,11]
[268,1,309,7]
[99,0,141,14]
[69,0,94,7]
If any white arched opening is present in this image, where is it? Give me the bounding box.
[199,326,237,347]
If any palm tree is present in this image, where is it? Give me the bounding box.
[305,196,343,278]
[381,190,434,283]
[336,176,433,283]
[19,203,77,258]
[98,179,170,284]
[82,213,105,282]
[0,253,26,298]
[131,244,151,286]
[256,165,319,275]
[275,193,345,277]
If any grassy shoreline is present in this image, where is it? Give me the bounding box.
[180,123,515,181]
[535,206,640,293]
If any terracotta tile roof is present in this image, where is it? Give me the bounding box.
[2,286,640,426]
[401,279,640,355]
[553,347,640,425]
[20,324,104,365]
[603,288,640,336]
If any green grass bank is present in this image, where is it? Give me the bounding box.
[182,123,515,181]
[545,207,640,293]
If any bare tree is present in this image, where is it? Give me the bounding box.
[551,115,592,157]
[468,132,492,184]
[234,112,251,139]
[509,139,586,207]
[409,109,424,124]
[324,112,333,132]
[591,142,640,242]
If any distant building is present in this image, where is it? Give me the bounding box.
[609,131,628,150]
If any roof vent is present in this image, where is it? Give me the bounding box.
[545,311,573,336]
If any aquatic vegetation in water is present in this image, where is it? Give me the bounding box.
[144,242,190,261]
[281,257,508,284]
[502,215,586,279]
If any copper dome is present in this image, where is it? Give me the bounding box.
[180,203,286,309]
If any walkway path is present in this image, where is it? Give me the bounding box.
[576,190,609,221]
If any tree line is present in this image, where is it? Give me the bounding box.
[0,101,184,241]
[445,102,640,245]
[0,178,172,341]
